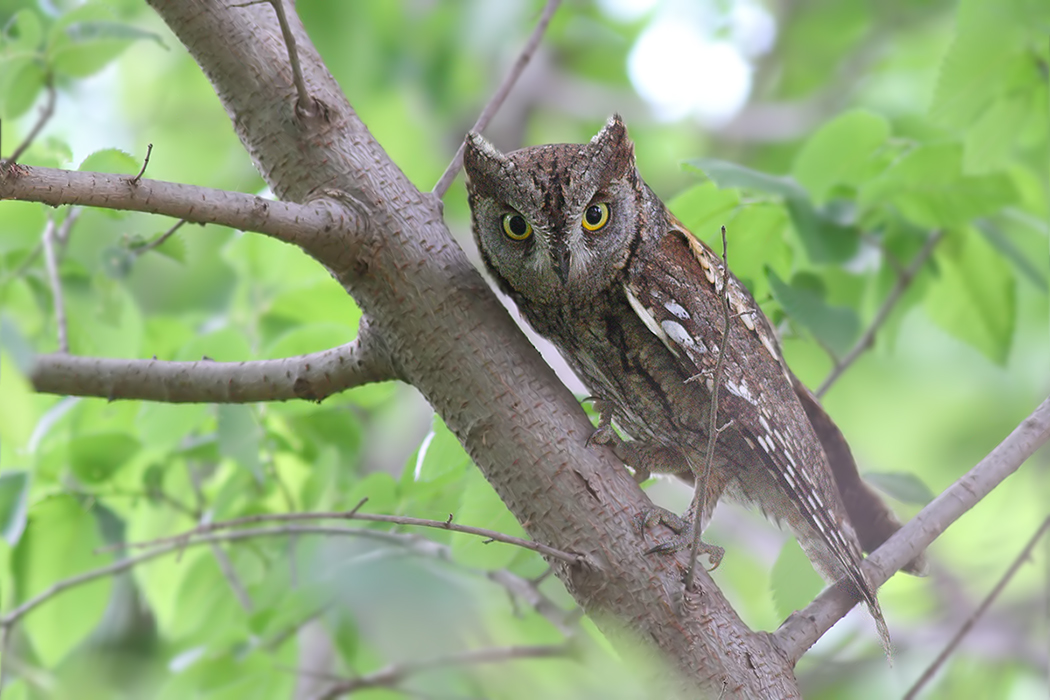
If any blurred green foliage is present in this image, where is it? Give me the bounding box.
[0,0,1047,698]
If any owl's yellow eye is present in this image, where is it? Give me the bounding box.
[501,213,533,241]
[582,203,610,231]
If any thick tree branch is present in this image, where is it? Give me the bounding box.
[776,394,1050,662]
[30,317,398,402]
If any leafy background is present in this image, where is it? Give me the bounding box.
[0,0,1047,698]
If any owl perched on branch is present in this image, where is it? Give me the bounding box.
[463,115,924,650]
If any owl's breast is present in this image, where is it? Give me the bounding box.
[528,290,710,450]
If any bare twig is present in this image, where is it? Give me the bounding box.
[311,643,572,700]
[4,208,81,283]
[816,230,944,398]
[686,226,731,591]
[111,507,581,565]
[187,464,254,612]
[4,81,56,167]
[903,516,1050,699]
[432,0,562,197]
[31,316,399,402]
[0,524,443,629]
[130,143,153,184]
[40,218,68,353]
[268,0,315,116]
[776,394,1050,662]
[133,218,187,257]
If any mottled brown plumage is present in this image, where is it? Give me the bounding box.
[463,115,921,651]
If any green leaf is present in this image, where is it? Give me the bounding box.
[3,9,44,52]
[792,110,890,202]
[766,268,860,357]
[667,182,739,237]
[100,245,134,278]
[685,158,804,199]
[0,57,46,119]
[860,144,1016,228]
[11,496,111,665]
[963,93,1031,174]
[78,148,138,175]
[217,405,263,482]
[406,415,472,483]
[863,471,934,506]
[450,468,525,569]
[0,471,30,546]
[925,228,1016,364]
[930,0,1049,129]
[47,3,163,79]
[770,538,824,619]
[151,232,187,264]
[686,158,859,263]
[784,198,860,264]
[975,220,1048,293]
[69,432,141,483]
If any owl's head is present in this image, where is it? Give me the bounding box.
[463,114,648,307]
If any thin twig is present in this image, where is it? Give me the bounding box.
[129,143,152,184]
[816,229,944,397]
[0,524,443,629]
[269,0,314,116]
[107,507,581,565]
[133,218,187,257]
[686,226,731,591]
[432,0,562,197]
[4,81,56,167]
[4,208,80,284]
[40,218,68,353]
[311,643,571,700]
[186,464,253,611]
[903,516,1050,699]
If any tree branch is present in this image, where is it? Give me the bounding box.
[776,394,1050,662]
[432,0,562,197]
[817,230,944,398]
[40,217,69,353]
[112,502,581,565]
[30,316,398,402]
[0,165,362,261]
[3,81,56,166]
[903,516,1050,699]
[310,643,572,700]
[0,523,454,630]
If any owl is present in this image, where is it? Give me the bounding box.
[463,115,923,649]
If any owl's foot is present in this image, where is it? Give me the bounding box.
[636,506,724,569]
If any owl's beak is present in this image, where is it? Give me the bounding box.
[553,244,571,285]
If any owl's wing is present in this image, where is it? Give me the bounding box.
[623,217,883,622]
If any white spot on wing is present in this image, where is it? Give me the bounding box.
[665,300,690,319]
[624,285,678,357]
[660,319,697,349]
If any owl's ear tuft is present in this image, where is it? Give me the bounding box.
[463,132,513,194]
[590,114,635,179]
